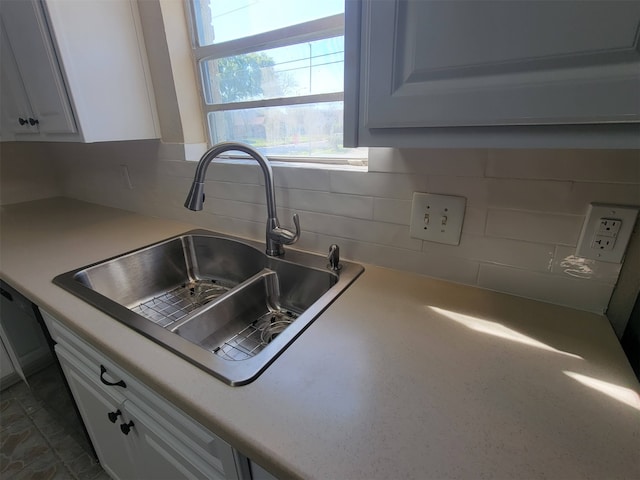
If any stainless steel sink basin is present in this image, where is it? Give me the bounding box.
[53,230,363,385]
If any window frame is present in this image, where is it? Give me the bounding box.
[185,2,365,166]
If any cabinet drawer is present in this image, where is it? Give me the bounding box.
[41,309,240,480]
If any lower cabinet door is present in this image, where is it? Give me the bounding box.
[125,400,227,480]
[55,344,138,480]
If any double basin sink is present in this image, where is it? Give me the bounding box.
[54,230,363,385]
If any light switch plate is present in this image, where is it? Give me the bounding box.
[410,193,466,245]
[576,203,639,263]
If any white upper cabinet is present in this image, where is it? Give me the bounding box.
[0,0,159,143]
[345,0,640,148]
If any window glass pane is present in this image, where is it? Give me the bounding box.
[193,0,344,46]
[201,37,344,104]
[207,102,366,158]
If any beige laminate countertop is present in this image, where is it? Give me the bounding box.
[1,198,639,479]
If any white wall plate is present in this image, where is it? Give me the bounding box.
[410,192,466,245]
[576,203,639,263]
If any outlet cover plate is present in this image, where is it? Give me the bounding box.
[576,203,639,263]
[410,192,466,245]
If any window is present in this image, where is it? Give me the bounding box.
[188,0,366,165]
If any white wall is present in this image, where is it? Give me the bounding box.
[46,140,639,314]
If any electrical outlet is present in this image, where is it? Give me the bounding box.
[591,236,616,251]
[576,203,639,263]
[596,218,622,237]
[409,193,466,245]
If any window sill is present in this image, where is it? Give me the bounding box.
[158,142,368,171]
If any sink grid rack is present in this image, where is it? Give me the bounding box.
[213,310,298,361]
[131,279,231,328]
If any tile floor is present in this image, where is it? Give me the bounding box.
[0,363,108,480]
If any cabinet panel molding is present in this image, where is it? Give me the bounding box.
[346,0,640,148]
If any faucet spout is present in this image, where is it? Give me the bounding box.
[184,142,300,257]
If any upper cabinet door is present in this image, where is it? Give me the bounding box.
[0,0,159,143]
[0,21,38,136]
[0,0,76,135]
[346,0,640,147]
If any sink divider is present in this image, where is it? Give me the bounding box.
[167,269,277,333]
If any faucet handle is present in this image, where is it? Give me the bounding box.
[271,213,300,245]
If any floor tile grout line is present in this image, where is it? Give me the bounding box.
[2,370,105,480]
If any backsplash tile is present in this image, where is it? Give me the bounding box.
[486,178,573,212]
[566,182,640,214]
[421,235,555,273]
[551,245,622,285]
[368,147,487,176]
[478,264,615,313]
[373,198,412,225]
[461,207,487,236]
[0,144,61,205]
[425,176,489,208]
[486,210,585,246]
[329,171,428,199]
[32,142,639,314]
[278,189,373,220]
[487,149,640,183]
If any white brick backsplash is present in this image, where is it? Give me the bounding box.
[487,179,573,212]
[296,211,423,251]
[278,189,373,220]
[551,245,622,285]
[487,149,640,183]
[422,235,554,272]
[478,264,614,313]
[161,159,264,184]
[202,198,267,223]
[158,160,197,179]
[330,171,428,199]
[299,232,480,285]
[425,176,489,207]
[462,207,487,235]
[373,198,412,225]
[486,210,584,246]
[41,141,638,314]
[376,245,481,285]
[566,182,640,214]
[200,180,266,204]
[273,166,331,191]
[368,147,487,176]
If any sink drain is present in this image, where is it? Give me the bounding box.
[260,318,293,344]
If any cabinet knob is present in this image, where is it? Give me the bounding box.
[28,117,39,126]
[120,420,135,435]
[107,409,122,423]
[18,117,28,126]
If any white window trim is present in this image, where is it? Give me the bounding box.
[185,3,366,166]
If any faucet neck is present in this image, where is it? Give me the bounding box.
[186,142,299,257]
[193,142,277,220]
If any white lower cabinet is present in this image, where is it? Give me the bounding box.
[44,310,242,480]
[56,346,138,479]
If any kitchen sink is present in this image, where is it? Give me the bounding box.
[53,230,363,385]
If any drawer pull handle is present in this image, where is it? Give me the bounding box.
[100,365,126,388]
[120,421,134,435]
[108,409,122,423]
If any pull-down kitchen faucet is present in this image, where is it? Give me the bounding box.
[184,142,300,257]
